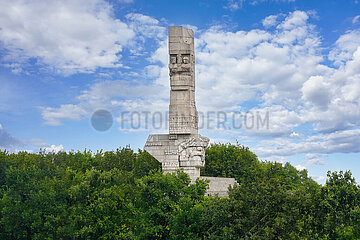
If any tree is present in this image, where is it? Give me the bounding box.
[312,171,360,239]
[132,170,207,240]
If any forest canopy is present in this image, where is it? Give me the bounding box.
[0,143,359,239]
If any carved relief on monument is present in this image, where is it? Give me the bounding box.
[182,54,190,64]
[178,136,209,167]
[169,53,193,76]
[170,55,177,64]
[169,65,192,76]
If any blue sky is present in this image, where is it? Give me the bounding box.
[1,0,360,184]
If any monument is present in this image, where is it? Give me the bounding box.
[145,26,236,196]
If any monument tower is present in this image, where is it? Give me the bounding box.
[145,26,209,180]
[145,27,236,196]
[168,27,198,135]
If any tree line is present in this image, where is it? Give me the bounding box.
[0,143,359,239]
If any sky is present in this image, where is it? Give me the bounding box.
[0,0,360,184]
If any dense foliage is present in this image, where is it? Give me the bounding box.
[0,144,359,239]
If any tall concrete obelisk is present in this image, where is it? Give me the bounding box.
[168,27,198,135]
[144,26,209,181]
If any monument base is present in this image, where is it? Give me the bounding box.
[145,134,237,197]
[200,176,237,197]
[144,133,208,180]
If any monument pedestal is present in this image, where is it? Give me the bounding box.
[145,133,209,180]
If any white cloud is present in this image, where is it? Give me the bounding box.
[295,164,306,171]
[262,15,279,28]
[301,76,331,109]
[352,15,360,24]
[41,79,168,126]
[240,106,301,137]
[224,0,244,11]
[40,15,168,127]
[277,10,309,30]
[41,104,88,126]
[0,0,135,75]
[44,144,64,153]
[328,30,360,65]
[289,132,302,138]
[253,128,360,158]
[125,13,166,40]
[224,0,295,11]
[311,175,326,184]
[126,13,159,25]
[194,11,325,115]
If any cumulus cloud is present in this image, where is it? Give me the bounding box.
[262,15,279,28]
[41,104,88,126]
[125,13,165,39]
[41,79,168,126]
[301,76,330,109]
[40,17,168,127]
[125,13,166,55]
[277,10,309,30]
[328,30,360,65]
[195,10,324,114]
[254,128,360,157]
[0,0,135,75]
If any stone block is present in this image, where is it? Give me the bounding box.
[200,177,237,197]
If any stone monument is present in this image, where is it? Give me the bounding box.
[145,26,236,196]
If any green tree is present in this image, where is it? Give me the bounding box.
[201,143,260,183]
[132,170,207,240]
[312,171,360,239]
